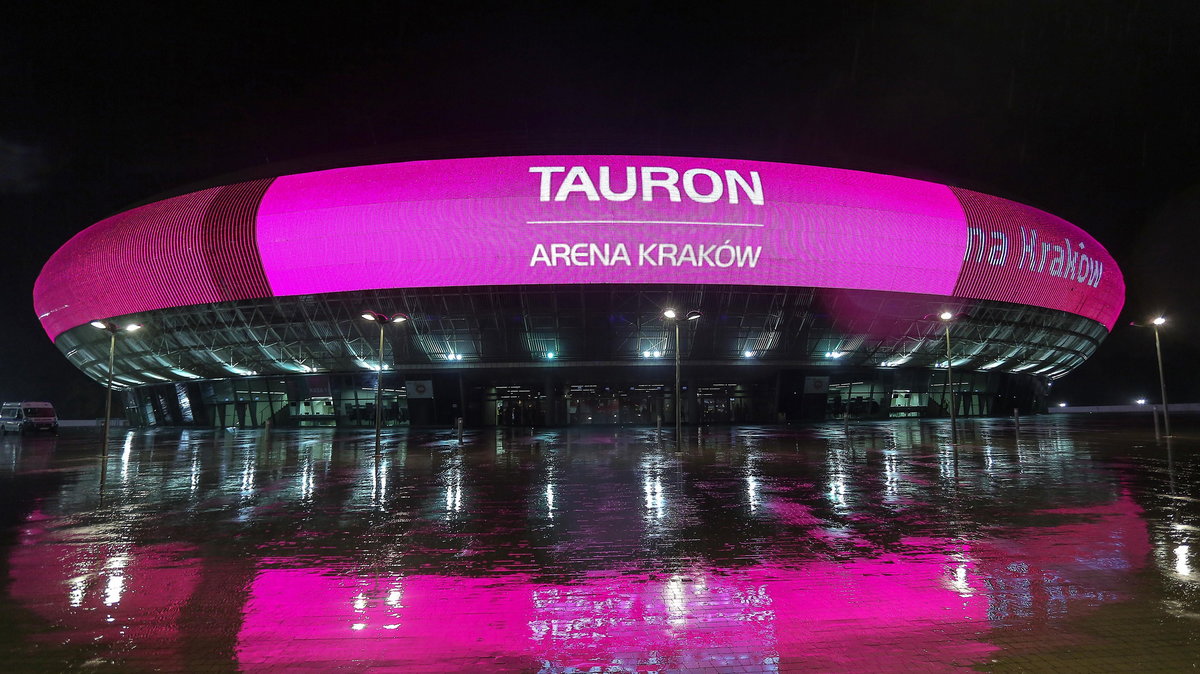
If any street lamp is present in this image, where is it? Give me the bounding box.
[361,311,409,450]
[663,308,701,446]
[1131,316,1171,438]
[1152,316,1170,437]
[939,311,959,444]
[90,320,143,447]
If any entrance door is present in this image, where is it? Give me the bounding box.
[619,386,666,425]
[493,385,547,426]
[697,384,736,423]
[566,384,621,425]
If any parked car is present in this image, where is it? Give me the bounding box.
[0,402,59,435]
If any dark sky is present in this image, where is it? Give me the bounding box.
[4,2,1200,414]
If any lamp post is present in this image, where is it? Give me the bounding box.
[663,309,701,446]
[939,311,958,444]
[1152,316,1171,438]
[361,311,409,451]
[1130,316,1171,438]
[90,320,143,448]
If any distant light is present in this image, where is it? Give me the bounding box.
[1153,316,1166,326]
[642,350,651,358]
[1136,399,1147,405]
[939,311,954,321]
[652,351,662,358]
[1058,402,1067,407]
[546,352,556,359]
[663,309,677,319]
[825,351,845,359]
[743,350,754,358]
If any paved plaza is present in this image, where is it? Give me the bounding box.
[0,416,1196,672]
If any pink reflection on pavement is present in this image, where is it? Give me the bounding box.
[232,492,1147,672]
[235,561,993,672]
[971,491,1152,625]
[7,490,1149,671]
[237,571,535,669]
[9,509,199,670]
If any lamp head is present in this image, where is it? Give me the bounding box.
[685,310,702,321]
[939,311,954,321]
[361,312,380,322]
[663,308,677,319]
[390,314,409,323]
[90,320,141,332]
[1153,316,1166,326]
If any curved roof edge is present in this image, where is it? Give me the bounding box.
[35,156,1124,340]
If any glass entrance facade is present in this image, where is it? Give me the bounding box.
[116,359,1051,428]
[50,283,1097,428]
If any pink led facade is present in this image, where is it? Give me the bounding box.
[34,156,1124,341]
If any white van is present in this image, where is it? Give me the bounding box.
[0,402,59,435]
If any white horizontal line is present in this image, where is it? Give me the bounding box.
[526,220,764,227]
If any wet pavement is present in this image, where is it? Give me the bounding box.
[0,416,1196,672]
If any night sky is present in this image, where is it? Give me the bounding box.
[4,2,1199,416]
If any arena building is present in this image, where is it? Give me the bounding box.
[34,156,1124,428]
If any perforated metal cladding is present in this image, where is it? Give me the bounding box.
[949,187,1123,329]
[34,179,273,340]
[201,179,273,299]
[34,157,1125,344]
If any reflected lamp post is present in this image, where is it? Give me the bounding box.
[939,311,959,444]
[89,320,143,445]
[663,308,701,446]
[361,311,409,449]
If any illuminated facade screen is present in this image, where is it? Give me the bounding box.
[34,156,1124,427]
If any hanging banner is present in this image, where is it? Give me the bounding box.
[405,380,434,399]
[803,376,830,395]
